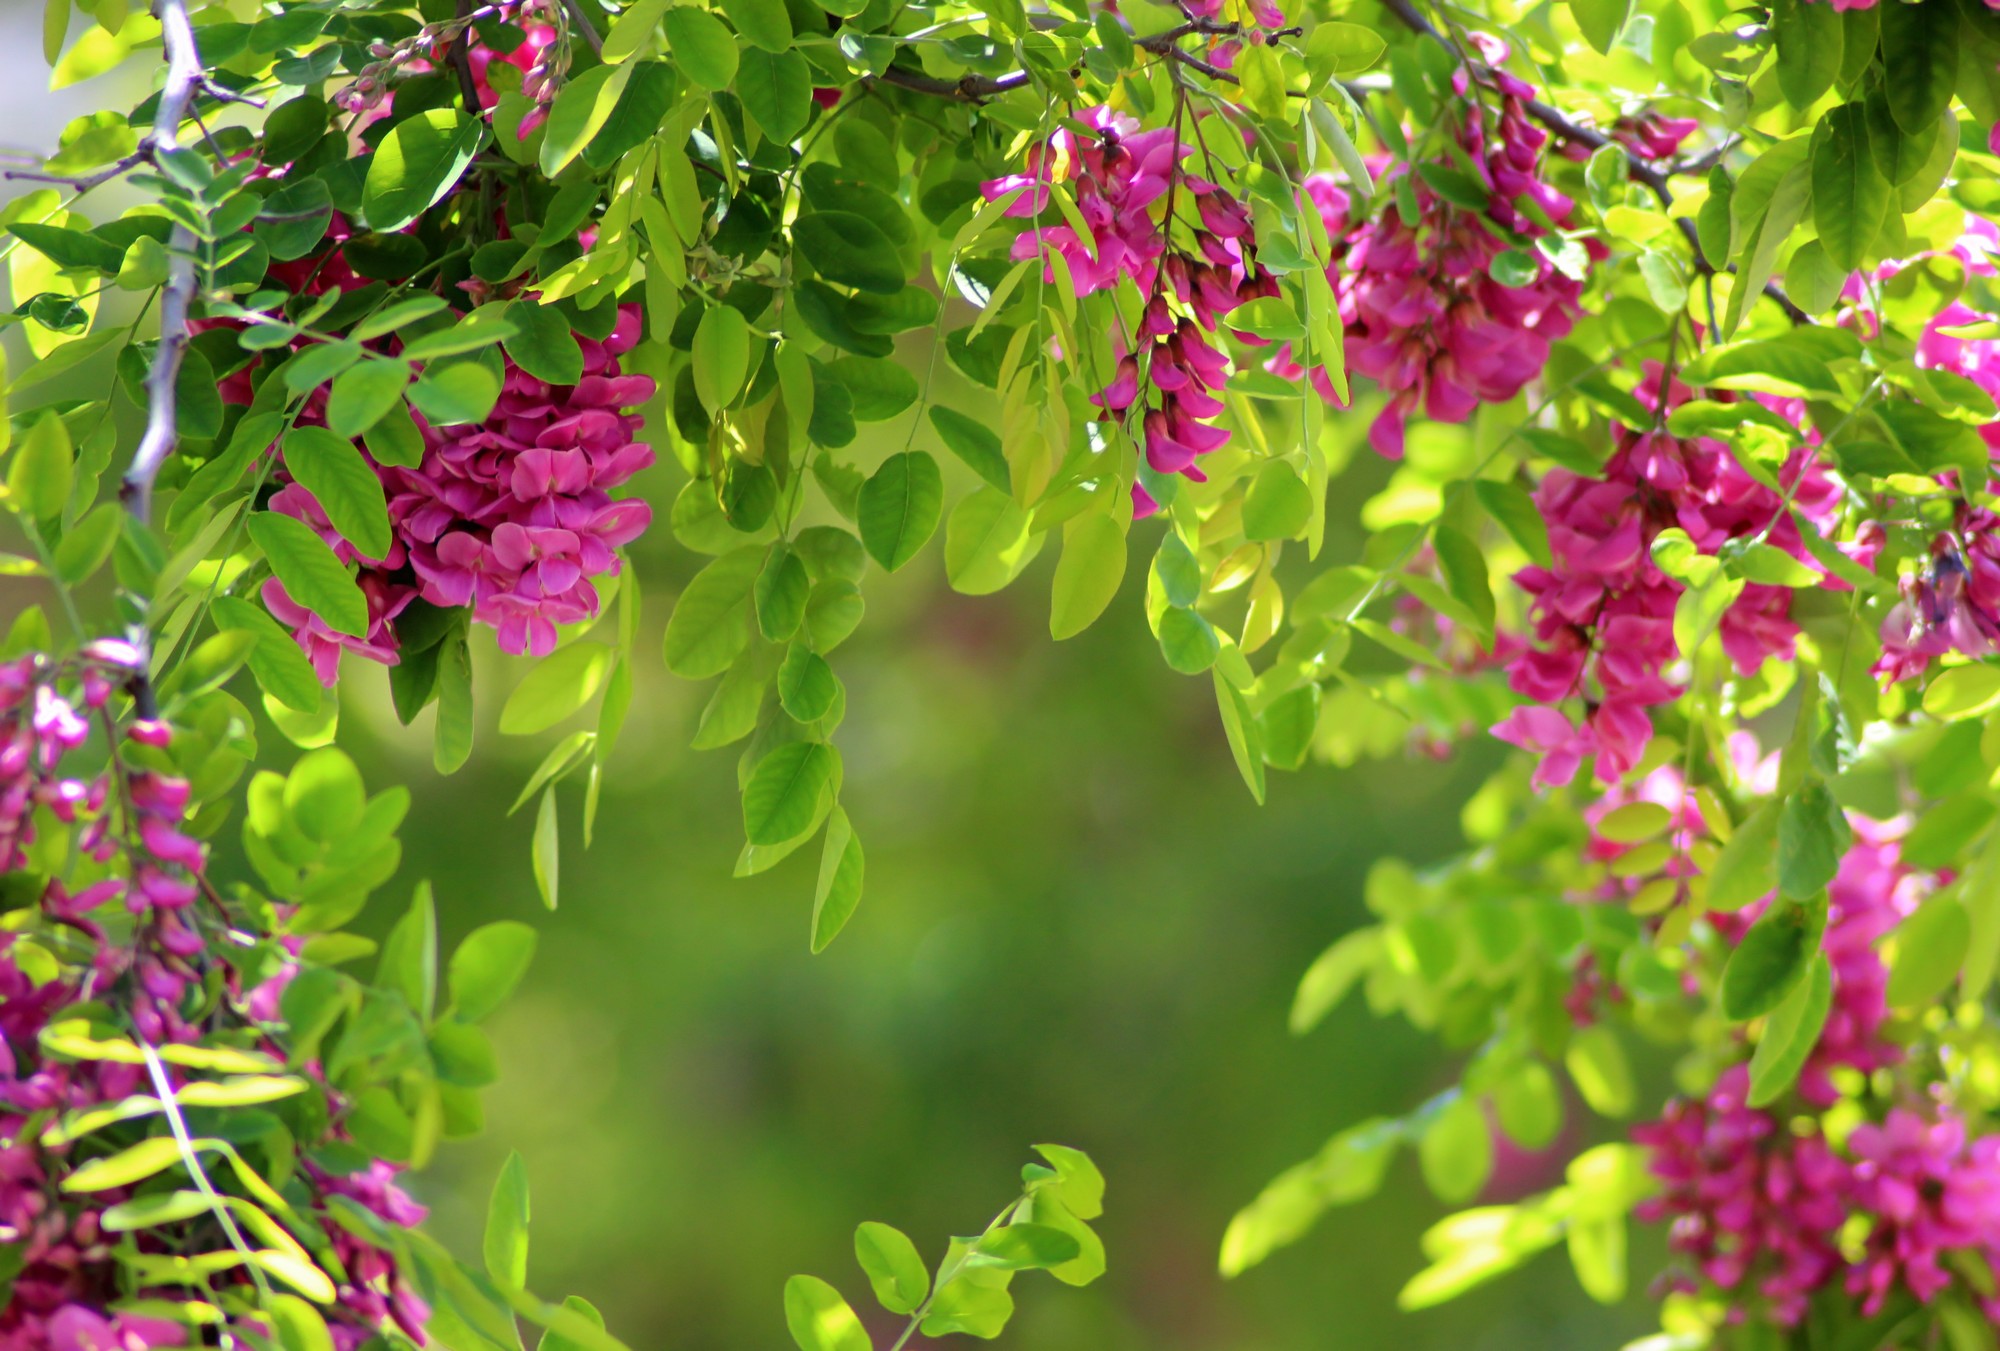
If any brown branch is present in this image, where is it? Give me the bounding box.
[447,0,482,114]
[561,0,604,57]
[1375,0,1808,326]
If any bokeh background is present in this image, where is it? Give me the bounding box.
[0,14,1662,1347]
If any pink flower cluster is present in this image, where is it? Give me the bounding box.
[0,646,213,1036]
[0,658,434,1350]
[1634,1066,1850,1325]
[1276,37,1597,458]
[1490,370,1839,786]
[260,302,655,678]
[1637,1077,2000,1326]
[982,105,1276,516]
[226,241,655,679]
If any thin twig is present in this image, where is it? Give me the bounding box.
[1375,0,1808,326]
[561,0,605,57]
[447,0,483,114]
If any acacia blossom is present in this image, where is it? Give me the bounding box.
[1490,369,1839,786]
[1633,1066,1851,1326]
[225,242,655,675]
[1274,36,1597,458]
[981,105,1274,516]
[0,656,430,1350]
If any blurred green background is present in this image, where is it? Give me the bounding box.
[318,465,1656,1351]
[0,21,1665,1342]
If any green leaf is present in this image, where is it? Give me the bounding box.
[8,410,71,521]
[664,546,762,678]
[500,641,614,736]
[1212,666,1267,804]
[1218,1119,1398,1276]
[928,409,1008,493]
[1722,162,1810,338]
[1243,463,1312,541]
[778,643,838,722]
[826,357,917,422]
[532,786,559,909]
[811,806,864,952]
[354,395,423,468]
[1771,0,1843,109]
[1433,525,1495,635]
[854,1222,928,1314]
[692,304,751,414]
[378,881,438,1022]
[1748,954,1833,1107]
[783,1276,870,1351]
[737,48,812,143]
[1721,900,1821,1021]
[1304,21,1386,79]
[973,1224,1081,1271]
[758,547,811,643]
[51,501,118,586]
[600,0,671,61]
[283,426,392,560]
[1881,0,1958,135]
[743,741,838,845]
[409,360,502,426]
[1290,928,1381,1034]
[326,359,413,439]
[1812,103,1889,273]
[1495,1062,1562,1150]
[534,1297,609,1351]
[540,63,631,176]
[662,7,738,88]
[434,634,475,774]
[449,921,539,1022]
[1050,514,1126,639]
[504,301,584,386]
[1564,1024,1635,1117]
[795,213,905,294]
[944,489,1038,595]
[1778,781,1849,899]
[362,109,484,232]
[266,1294,336,1351]
[1418,1096,1491,1203]
[1471,479,1551,567]
[63,1136,192,1192]
[1924,664,2000,720]
[1886,892,1971,1008]
[1705,798,1780,910]
[483,1152,531,1290]
[1157,607,1219,674]
[249,511,368,638]
[859,451,943,573]
[720,0,793,51]
[1570,0,1631,53]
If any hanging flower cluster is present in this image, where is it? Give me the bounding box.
[224,189,655,677]
[1277,38,1596,459]
[982,103,1276,516]
[1490,369,1839,786]
[252,300,656,677]
[0,654,431,1350]
[1631,826,2000,1326]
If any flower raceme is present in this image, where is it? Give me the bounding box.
[1491,369,1839,787]
[981,104,1277,517]
[219,240,656,679]
[1272,38,1596,459]
[0,659,431,1350]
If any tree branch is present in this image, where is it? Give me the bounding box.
[447,0,483,114]
[119,0,206,715]
[1374,0,1809,326]
[561,0,604,57]
[123,0,202,531]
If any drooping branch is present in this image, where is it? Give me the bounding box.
[1374,0,1810,326]
[870,18,1303,101]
